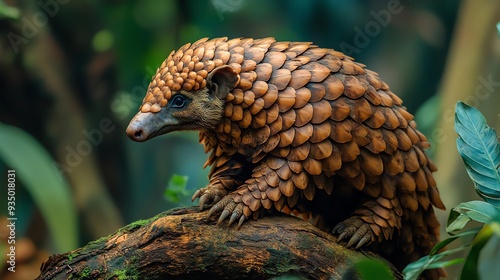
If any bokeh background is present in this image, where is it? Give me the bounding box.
[0,0,499,278]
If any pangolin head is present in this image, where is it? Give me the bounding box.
[126,37,240,142]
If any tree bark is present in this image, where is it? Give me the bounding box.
[36,207,397,280]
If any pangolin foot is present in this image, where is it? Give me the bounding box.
[192,183,228,210]
[207,194,250,228]
[332,216,373,249]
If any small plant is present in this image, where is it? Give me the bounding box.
[403,102,500,279]
[164,174,190,203]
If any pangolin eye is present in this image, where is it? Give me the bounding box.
[171,95,186,109]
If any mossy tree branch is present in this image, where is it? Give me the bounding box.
[36,207,397,280]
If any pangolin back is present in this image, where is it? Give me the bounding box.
[137,37,445,278]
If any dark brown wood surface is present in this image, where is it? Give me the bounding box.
[37,207,397,280]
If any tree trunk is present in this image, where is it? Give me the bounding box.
[36,207,397,280]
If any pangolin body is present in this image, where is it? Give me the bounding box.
[126,37,445,278]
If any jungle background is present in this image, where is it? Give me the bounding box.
[0,0,499,279]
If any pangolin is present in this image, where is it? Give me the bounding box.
[126,37,446,278]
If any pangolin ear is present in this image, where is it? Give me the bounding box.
[206,65,239,99]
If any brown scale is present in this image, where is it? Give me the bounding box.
[131,37,446,279]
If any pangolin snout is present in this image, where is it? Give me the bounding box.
[126,121,147,142]
[126,112,153,142]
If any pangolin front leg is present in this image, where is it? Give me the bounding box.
[207,157,293,227]
[333,196,403,249]
[192,156,246,209]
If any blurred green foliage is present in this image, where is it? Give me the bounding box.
[164,174,190,204]
[0,0,19,19]
[354,258,394,280]
[92,29,114,53]
[0,123,78,252]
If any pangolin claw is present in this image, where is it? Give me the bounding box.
[191,189,201,202]
[192,184,228,210]
[333,223,347,235]
[356,236,371,249]
[346,234,361,248]
[337,231,348,243]
[207,204,222,218]
[228,212,239,227]
[333,216,373,249]
[217,209,231,225]
[199,194,210,209]
[206,194,251,228]
[237,215,246,229]
[208,196,232,221]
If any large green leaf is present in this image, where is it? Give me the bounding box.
[476,220,500,280]
[447,201,499,232]
[460,222,500,280]
[455,102,500,205]
[0,123,78,252]
[430,228,480,255]
[404,229,479,280]
[403,245,469,280]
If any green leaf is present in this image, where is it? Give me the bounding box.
[424,258,464,270]
[404,245,469,280]
[454,102,500,205]
[430,228,480,255]
[477,222,500,279]
[354,258,394,280]
[0,123,78,252]
[460,223,498,280]
[0,1,20,19]
[164,174,189,203]
[447,209,470,233]
[447,201,499,232]
[405,228,479,280]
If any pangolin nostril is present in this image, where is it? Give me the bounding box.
[126,123,145,142]
[134,130,143,139]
